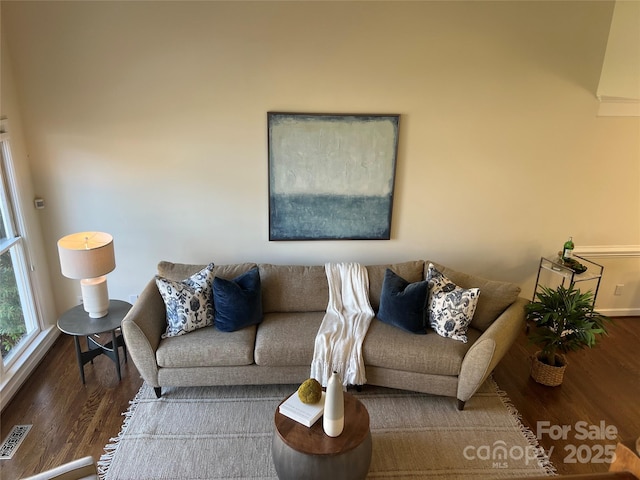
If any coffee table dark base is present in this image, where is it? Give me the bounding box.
[272,430,372,480]
[73,330,127,384]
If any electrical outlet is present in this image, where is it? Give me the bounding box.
[129,294,139,304]
[614,284,624,296]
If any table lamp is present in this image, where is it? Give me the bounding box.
[58,231,116,318]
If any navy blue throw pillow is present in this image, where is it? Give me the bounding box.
[213,267,263,332]
[377,268,429,334]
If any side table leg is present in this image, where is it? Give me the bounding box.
[119,329,128,363]
[87,336,94,364]
[74,336,86,384]
[111,329,122,381]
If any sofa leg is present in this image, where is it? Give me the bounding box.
[154,387,162,398]
[457,399,466,411]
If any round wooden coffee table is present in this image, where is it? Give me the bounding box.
[272,391,372,480]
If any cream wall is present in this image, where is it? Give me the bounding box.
[2,1,639,318]
[1,26,60,409]
[597,0,640,100]
[1,27,56,325]
[583,255,640,314]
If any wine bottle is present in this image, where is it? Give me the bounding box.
[562,237,574,260]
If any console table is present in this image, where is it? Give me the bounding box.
[57,300,131,384]
[532,255,604,307]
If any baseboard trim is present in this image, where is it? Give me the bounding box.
[574,245,640,258]
[0,326,60,412]
[596,308,640,317]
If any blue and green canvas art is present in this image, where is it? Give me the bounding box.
[268,113,399,241]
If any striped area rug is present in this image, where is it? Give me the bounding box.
[99,379,554,479]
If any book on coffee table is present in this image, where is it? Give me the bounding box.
[279,391,325,427]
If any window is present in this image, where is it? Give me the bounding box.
[0,121,40,370]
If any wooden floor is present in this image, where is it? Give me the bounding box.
[1,333,142,479]
[1,317,638,479]
[493,316,640,476]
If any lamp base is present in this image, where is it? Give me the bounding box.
[81,276,110,318]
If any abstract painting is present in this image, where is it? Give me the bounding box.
[268,113,399,240]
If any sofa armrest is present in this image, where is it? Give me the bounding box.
[456,296,527,406]
[121,278,166,388]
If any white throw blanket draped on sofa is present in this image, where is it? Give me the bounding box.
[310,262,375,387]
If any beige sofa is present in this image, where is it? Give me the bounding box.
[122,260,526,410]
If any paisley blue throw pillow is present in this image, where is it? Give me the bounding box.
[378,268,429,334]
[213,267,263,332]
[426,263,480,343]
[157,263,215,338]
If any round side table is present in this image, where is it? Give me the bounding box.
[272,391,372,480]
[57,300,132,384]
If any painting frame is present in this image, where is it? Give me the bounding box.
[268,112,400,241]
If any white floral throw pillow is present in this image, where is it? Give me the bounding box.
[426,263,480,343]
[157,263,215,338]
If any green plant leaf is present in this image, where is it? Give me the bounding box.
[525,283,611,363]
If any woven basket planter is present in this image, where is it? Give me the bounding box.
[531,351,567,386]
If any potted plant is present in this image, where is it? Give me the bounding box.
[524,283,610,386]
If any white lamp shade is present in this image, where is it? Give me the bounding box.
[58,232,116,280]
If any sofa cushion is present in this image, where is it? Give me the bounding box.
[366,261,425,312]
[363,318,481,376]
[378,269,429,334]
[259,264,329,313]
[426,263,480,343]
[254,311,325,366]
[156,263,215,338]
[157,261,257,282]
[427,261,521,331]
[156,324,256,368]
[213,267,263,332]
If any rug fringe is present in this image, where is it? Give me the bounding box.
[97,383,149,479]
[489,376,558,477]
